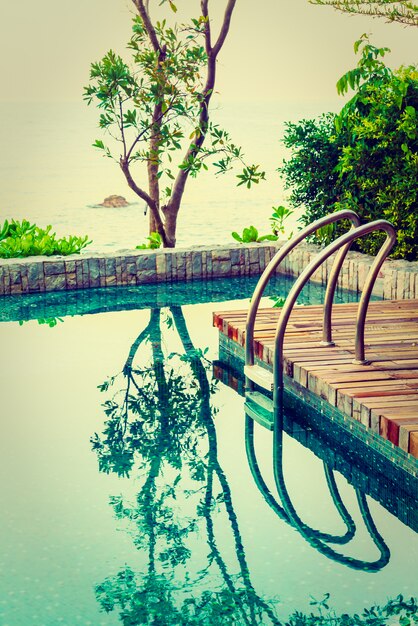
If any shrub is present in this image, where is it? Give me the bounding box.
[231,226,278,243]
[0,219,91,258]
[280,36,418,260]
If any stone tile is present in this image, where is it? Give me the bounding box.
[105,275,117,286]
[76,260,83,289]
[65,260,76,273]
[89,258,101,288]
[20,266,29,292]
[9,266,22,286]
[165,253,172,280]
[99,258,106,280]
[44,261,65,276]
[136,254,156,272]
[204,251,211,276]
[115,258,123,285]
[82,269,90,289]
[410,272,416,299]
[138,269,158,284]
[213,259,232,277]
[66,273,77,289]
[176,253,186,280]
[10,283,23,294]
[212,249,231,262]
[44,274,66,291]
[156,254,167,280]
[105,257,117,276]
[383,269,394,300]
[126,261,137,277]
[231,248,244,266]
[27,263,44,292]
[191,251,202,278]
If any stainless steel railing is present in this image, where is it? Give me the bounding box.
[272,220,396,410]
[245,209,361,370]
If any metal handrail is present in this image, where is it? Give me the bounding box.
[245,209,361,370]
[273,220,397,410]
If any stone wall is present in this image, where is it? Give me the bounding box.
[277,242,418,300]
[1,241,418,298]
[0,245,273,296]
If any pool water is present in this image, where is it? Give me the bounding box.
[0,276,417,626]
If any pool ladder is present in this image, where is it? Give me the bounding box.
[244,210,397,417]
[242,210,396,571]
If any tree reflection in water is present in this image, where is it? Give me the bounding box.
[91,306,280,625]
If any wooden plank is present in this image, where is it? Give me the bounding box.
[214,299,418,459]
[399,424,418,453]
[380,416,418,446]
[410,432,418,457]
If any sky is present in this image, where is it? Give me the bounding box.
[1,0,416,105]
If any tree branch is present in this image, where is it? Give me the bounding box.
[126,97,176,162]
[119,157,168,245]
[169,0,237,215]
[212,0,237,57]
[201,0,212,54]
[132,0,163,52]
[119,96,127,159]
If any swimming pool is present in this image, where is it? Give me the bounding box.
[0,276,417,625]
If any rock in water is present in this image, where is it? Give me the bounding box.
[100,195,129,208]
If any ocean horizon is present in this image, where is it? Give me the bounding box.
[0,99,340,252]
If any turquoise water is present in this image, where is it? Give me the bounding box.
[0,276,417,625]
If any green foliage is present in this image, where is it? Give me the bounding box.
[18,317,64,328]
[270,296,286,308]
[280,36,418,260]
[0,219,91,258]
[309,1,418,27]
[231,225,278,244]
[231,204,294,245]
[270,205,294,237]
[136,231,163,249]
[285,594,418,626]
[84,20,261,183]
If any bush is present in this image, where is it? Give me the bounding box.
[0,219,91,259]
[280,36,418,261]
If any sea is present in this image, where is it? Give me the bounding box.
[0,99,339,252]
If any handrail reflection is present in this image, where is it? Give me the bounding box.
[245,413,390,571]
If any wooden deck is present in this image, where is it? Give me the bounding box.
[213,299,418,460]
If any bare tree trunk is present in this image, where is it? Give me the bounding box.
[166,0,237,247]
[161,206,177,248]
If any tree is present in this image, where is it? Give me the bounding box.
[309,1,418,26]
[280,36,418,260]
[84,0,264,248]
